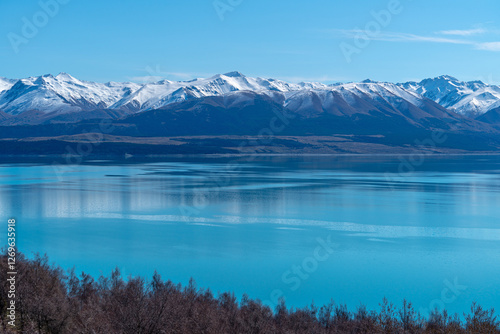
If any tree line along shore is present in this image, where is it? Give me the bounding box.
[0,253,499,334]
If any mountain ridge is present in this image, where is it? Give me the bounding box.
[1,72,500,125]
[1,80,500,154]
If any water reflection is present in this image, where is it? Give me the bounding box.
[0,155,499,314]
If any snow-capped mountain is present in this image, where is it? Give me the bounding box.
[3,74,500,155]
[109,88,487,141]
[0,73,140,115]
[110,71,304,111]
[399,75,500,117]
[0,72,308,116]
[1,72,500,124]
[0,77,16,94]
[285,81,431,116]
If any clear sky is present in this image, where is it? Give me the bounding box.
[1,0,499,84]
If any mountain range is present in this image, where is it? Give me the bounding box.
[1,72,500,123]
[1,72,500,155]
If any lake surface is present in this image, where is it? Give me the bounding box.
[1,155,499,316]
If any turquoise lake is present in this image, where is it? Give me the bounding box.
[1,155,499,316]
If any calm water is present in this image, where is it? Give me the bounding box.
[1,155,499,316]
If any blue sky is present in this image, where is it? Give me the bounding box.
[1,0,499,84]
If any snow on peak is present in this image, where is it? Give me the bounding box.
[399,76,500,117]
[0,77,17,94]
[0,73,141,115]
[55,72,77,81]
[433,75,459,82]
[223,71,245,78]
[1,72,499,118]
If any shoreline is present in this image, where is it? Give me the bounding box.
[1,252,498,333]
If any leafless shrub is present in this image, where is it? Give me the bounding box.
[1,252,499,334]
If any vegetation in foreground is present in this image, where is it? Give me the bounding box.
[0,253,499,334]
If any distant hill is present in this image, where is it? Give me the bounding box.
[1,72,500,155]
